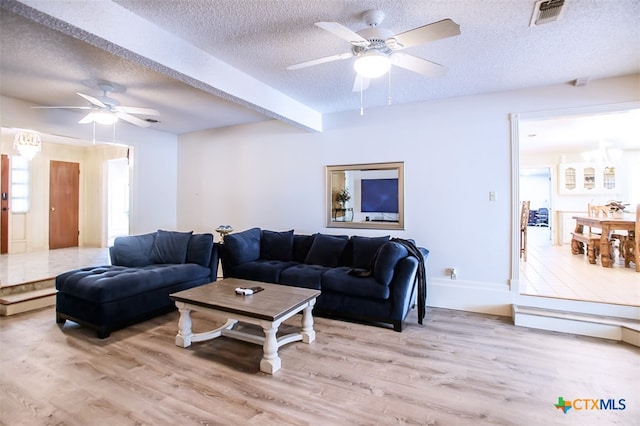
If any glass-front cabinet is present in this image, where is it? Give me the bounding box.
[558,163,617,194]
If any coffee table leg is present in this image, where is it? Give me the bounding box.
[301,300,316,343]
[260,321,281,374]
[175,303,193,348]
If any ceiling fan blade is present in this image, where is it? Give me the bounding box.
[315,22,370,47]
[387,19,461,50]
[31,105,91,109]
[392,52,446,78]
[352,74,371,92]
[115,111,151,127]
[76,92,107,108]
[287,52,353,70]
[115,106,160,116]
[78,112,96,124]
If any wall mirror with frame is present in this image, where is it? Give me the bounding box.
[326,161,404,230]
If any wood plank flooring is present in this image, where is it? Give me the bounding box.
[1,306,637,425]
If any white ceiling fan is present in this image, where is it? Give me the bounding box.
[33,82,159,128]
[287,10,461,91]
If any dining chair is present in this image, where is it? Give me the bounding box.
[623,204,639,272]
[535,207,549,227]
[588,203,609,217]
[520,201,530,262]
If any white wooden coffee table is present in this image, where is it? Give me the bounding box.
[170,278,320,374]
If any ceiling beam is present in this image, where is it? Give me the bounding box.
[6,0,323,132]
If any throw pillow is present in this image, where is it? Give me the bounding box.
[223,227,261,265]
[292,234,315,263]
[186,233,214,267]
[151,230,193,264]
[373,242,408,286]
[304,234,349,267]
[112,233,156,267]
[261,229,294,261]
[351,235,390,269]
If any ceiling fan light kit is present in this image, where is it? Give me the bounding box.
[354,51,391,79]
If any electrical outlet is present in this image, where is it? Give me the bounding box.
[489,191,497,201]
[449,267,457,280]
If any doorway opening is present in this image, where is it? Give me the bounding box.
[512,102,640,309]
[107,157,130,246]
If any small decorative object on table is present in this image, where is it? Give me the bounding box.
[606,201,628,218]
[215,225,233,243]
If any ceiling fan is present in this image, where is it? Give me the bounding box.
[33,82,159,128]
[287,10,461,91]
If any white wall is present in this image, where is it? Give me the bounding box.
[177,74,640,315]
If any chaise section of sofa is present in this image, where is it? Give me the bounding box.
[55,230,218,338]
[218,228,429,331]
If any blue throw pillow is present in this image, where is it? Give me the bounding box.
[351,235,390,269]
[151,230,193,264]
[112,233,156,267]
[292,234,314,262]
[304,234,349,267]
[186,233,214,267]
[261,229,294,261]
[223,227,261,265]
[373,242,408,286]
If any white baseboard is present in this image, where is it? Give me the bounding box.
[427,278,512,316]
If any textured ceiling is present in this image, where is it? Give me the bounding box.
[1,0,639,136]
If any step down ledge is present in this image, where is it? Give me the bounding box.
[0,288,57,316]
[514,305,640,347]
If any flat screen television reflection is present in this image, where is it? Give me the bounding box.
[360,178,399,213]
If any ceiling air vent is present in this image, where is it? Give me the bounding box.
[530,0,566,26]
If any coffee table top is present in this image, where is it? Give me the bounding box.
[170,278,321,321]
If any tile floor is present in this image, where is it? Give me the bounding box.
[520,225,639,306]
[0,247,110,289]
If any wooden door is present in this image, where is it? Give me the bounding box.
[1,155,8,253]
[49,161,79,249]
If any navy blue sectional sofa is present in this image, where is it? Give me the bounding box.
[56,230,218,338]
[218,228,429,331]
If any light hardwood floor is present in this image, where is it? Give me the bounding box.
[1,306,638,425]
[520,226,639,306]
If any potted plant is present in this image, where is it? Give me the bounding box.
[336,188,351,208]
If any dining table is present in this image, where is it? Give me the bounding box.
[572,214,636,268]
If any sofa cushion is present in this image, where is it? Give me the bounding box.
[260,229,294,261]
[322,267,390,300]
[230,260,298,284]
[373,242,409,286]
[186,233,214,267]
[351,235,390,269]
[56,264,211,303]
[224,227,261,265]
[292,234,315,263]
[279,264,327,290]
[304,234,349,267]
[151,230,193,264]
[111,233,156,267]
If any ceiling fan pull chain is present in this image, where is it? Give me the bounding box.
[360,75,364,116]
[388,67,392,106]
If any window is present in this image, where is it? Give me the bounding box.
[11,156,29,213]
